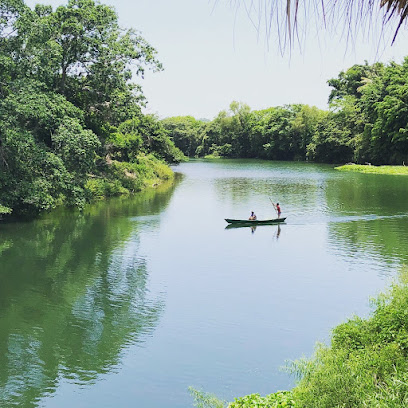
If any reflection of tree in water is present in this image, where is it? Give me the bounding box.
[328,218,408,268]
[275,224,281,239]
[325,173,408,216]
[0,180,179,407]
[325,174,408,267]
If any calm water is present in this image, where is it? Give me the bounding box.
[1,159,408,407]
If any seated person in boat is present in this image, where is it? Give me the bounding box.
[249,211,257,220]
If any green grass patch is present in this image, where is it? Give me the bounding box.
[335,164,408,175]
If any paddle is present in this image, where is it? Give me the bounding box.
[269,197,278,216]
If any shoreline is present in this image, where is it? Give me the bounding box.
[335,164,408,175]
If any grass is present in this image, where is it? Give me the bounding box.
[335,164,408,175]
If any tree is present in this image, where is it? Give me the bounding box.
[0,0,179,215]
[326,58,408,164]
[359,58,408,164]
[306,111,354,163]
[249,106,297,160]
[161,116,204,157]
[1,0,163,132]
[290,105,326,160]
[38,0,162,132]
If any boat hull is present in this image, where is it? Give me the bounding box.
[225,217,286,225]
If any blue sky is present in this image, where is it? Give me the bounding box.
[25,0,408,120]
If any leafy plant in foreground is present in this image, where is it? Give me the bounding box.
[228,391,296,407]
[189,387,227,408]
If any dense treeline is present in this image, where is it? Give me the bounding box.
[0,0,184,216]
[162,59,408,166]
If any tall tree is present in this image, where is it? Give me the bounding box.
[0,0,180,215]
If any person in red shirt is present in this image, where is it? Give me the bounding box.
[273,202,281,218]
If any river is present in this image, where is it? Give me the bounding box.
[0,159,407,407]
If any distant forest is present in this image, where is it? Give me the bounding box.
[162,59,408,165]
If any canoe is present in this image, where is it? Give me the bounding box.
[225,217,286,225]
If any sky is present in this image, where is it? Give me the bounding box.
[25,0,408,120]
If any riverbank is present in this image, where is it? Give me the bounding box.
[195,268,408,407]
[335,164,408,175]
[0,154,175,220]
[85,154,174,199]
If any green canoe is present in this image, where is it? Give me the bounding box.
[225,217,286,225]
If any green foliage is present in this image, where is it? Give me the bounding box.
[119,115,186,163]
[0,0,179,216]
[306,111,354,163]
[85,177,127,198]
[164,103,340,163]
[161,116,204,157]
[1,80,84,146]
[107,122,143,162]
[189,387,227,408]
[0,204,12,214]
[335,164,408,175]
[228,391,296,407]
[52,118,101,176]
[209,143,232,157]
[85,154,173,200]
[250,106,298,160]
[188,388,296,408]
[327,62,376,103]
[0,126,70,213]
[328,59,408,164]
[166,58,408,166]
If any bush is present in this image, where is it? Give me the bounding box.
[0,204,12,214]
[85,154,174,200]
[228,391,296,407]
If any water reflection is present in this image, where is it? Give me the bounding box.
[0,180,178,407]
[328,217,408,268]
[324,172,408,216]
[275,224,281,240]
[325,173,408,267]
[1,160,408,408]
[224,223,283,240]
